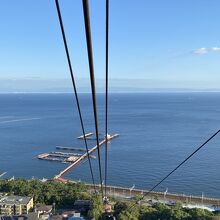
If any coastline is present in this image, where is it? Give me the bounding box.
[85,183,220,207]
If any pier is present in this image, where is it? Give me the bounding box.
[55,133,119,178]
[37,152,80,163]
[56,146,87,152]
[77,132,93,139]
[51,151,83,157]
[0,172,6,178]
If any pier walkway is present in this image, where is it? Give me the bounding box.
[77,132,93,139]
[55,134,119,178]
[0,172,6,178]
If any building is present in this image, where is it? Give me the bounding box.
[0,196,33,216]
[35,204,52,220]
[0,212,38,220]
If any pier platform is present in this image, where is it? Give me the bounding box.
[37,152,80,163]
[77,132,93,139]
[0,172,7,178]
[56,146,87,152]
[55,133,119,178]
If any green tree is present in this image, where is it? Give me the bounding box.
[0,179,90,209]
[114,201,139,220]
[187,208,213,220]
[87,196,103,220]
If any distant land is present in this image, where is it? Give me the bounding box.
[1,77,220,93]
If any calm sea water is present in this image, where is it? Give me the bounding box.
[0,93,220,198]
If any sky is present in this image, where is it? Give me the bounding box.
[1,0,220,92]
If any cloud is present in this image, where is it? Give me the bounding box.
[212,47,220,52]
[192,46,220,55]
[193,47,208,55]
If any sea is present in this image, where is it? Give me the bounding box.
[0,93,220,198]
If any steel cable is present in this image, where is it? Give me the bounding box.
[129,129,220,209]
[54,0,96,192]
[104,0,109,200]
[82,0,104,200]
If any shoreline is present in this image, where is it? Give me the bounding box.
[0,177,220,208]
[85,183,220,206]
[1,176,219,206]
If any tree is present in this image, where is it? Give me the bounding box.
[187,208,213,220]
[87,196,103,220]
[0,179,89,209]
[114,201,139,220]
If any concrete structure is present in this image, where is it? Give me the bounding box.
[55,133,119,178]
[0,196,33,216]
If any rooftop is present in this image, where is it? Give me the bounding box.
[0,196,32,205]
[0,213,38,220]
[36,204,52,213]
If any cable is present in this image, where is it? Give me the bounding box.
[82,0,104,200]
[54,0,96,192]
[104,0,109,200]
[130,129,220,209]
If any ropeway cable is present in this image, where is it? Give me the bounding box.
[82,0,104,200]
[129,129,220,209]
[54,0,96,192]
[104,0,109,201]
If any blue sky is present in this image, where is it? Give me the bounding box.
[1,0,220,92]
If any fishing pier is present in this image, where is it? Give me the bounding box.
[37,132,119,178]
[56,146,87,152]
[54,133,119,178]
[77,132,93,139]
[38,152,80,163]
[0,172,6,178]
